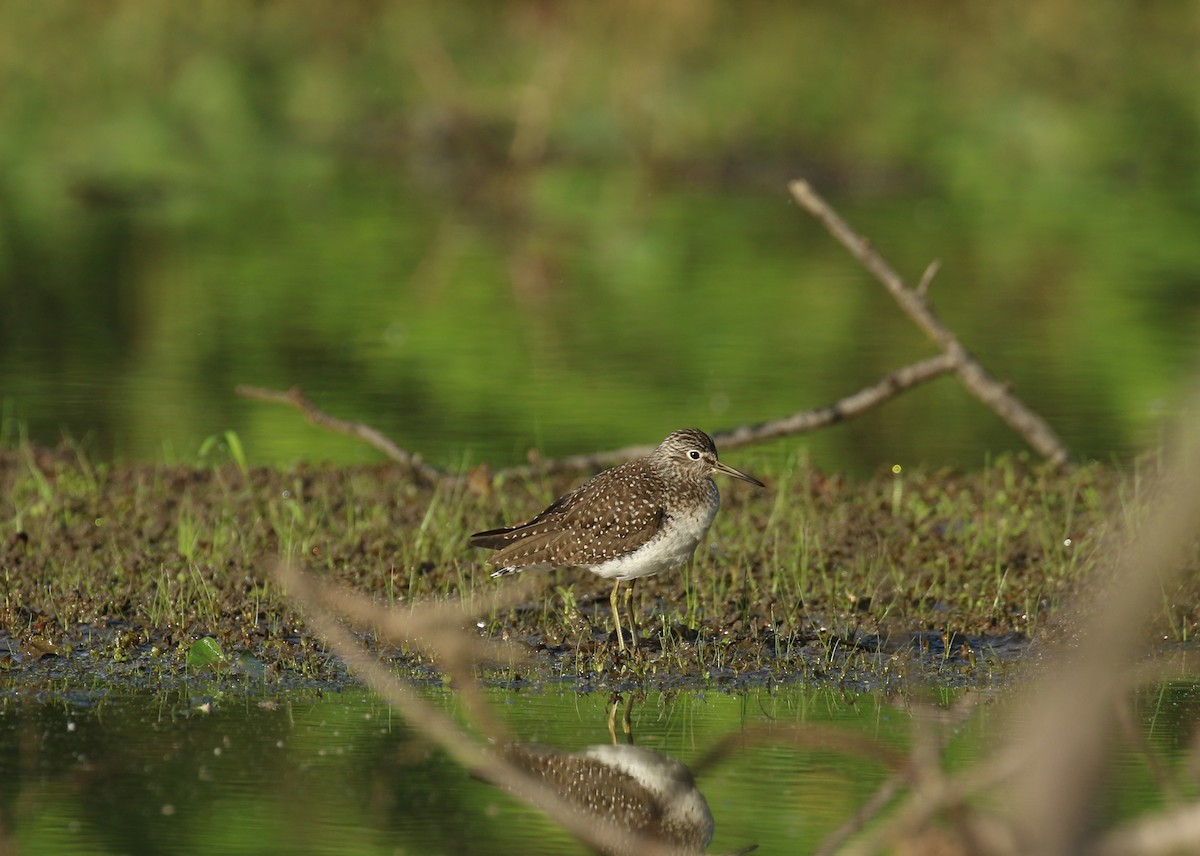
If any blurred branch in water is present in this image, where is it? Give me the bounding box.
[275,560,708,856]
[788,178,1072,468]
[239,181,1069,477]
[1114,694,1184,807]
[235,385,445,484]
[236,352,955,481]
[710,353,955,452]
[809,690,1021,856]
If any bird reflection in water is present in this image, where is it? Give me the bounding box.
[494,696,756,856]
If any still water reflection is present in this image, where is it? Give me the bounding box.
[1,682,1193,855]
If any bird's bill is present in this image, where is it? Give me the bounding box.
[713,460,765,487]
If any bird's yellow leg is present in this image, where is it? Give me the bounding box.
[623,582,638,648]
[607,693,635,744]
[610,578,626,651]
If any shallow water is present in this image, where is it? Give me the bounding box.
[2,681,1195,855]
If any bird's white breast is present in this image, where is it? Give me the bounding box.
[586,481,719,581]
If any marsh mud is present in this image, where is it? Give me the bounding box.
[0,444,1145,695]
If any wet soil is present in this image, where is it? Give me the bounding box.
[1,444,1180,693]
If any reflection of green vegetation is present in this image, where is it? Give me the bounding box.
[1,685,1187,854]
[0,3,1196,470]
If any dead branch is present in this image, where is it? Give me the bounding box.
[710,352,956,452]
[235,384,446,483]
[834,748,1030,856]
[276,560,702,856]
[1094,803,1200,856]
[788,179,1072,467]
[240,182,1068,476]
[291,569,536,746]
[499,353,961,475]
[236,352,955,484]
[998,407,1200,854]
[456,352,960,477]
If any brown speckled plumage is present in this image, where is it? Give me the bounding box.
[471,429,763,649]
[502,742,714,853]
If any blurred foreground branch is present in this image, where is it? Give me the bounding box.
[1000,403,1200,853]
[818,390,1200,855]
[275,560,708,856]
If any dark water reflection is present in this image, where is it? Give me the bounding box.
[3,682,1197,855]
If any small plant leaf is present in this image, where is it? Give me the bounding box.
[187,637,226,670]
[223,430,249,477]
[198,430,249,476]
[197,434,219,458]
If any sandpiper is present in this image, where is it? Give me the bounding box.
[470,428,763,650]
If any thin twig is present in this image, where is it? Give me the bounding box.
[916,259,941,298]
[235,385,446,483]
[788,179,1072,467]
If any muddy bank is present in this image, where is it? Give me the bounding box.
[2,443,1172,692]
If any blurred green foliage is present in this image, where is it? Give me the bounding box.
[1,1,1197,471]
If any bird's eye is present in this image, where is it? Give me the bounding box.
[688,450,702,460]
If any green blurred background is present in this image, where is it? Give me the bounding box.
[1,1,1197,474]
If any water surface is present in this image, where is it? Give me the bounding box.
[3,681,1194,854]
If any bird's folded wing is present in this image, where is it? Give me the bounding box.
[480,469,666,567]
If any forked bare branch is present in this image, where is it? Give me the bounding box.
[788,179,1071,467]
[240,180,1069,475]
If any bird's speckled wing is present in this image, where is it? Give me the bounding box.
[470,462,666,571]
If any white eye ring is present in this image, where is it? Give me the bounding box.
[688,450,702,460]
